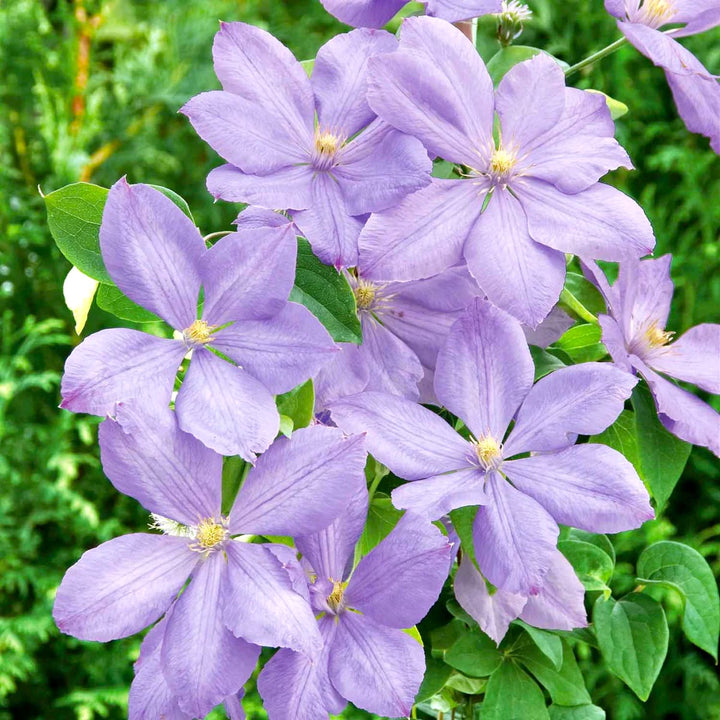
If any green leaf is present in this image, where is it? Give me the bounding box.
[221,456,247,514]
[631,383,692,512]
[432,159,456,178]
[300,58,314,76]
[549,704,606,720]
[481,662,550,720]
[447,598,477,627]
[449,505,480,570]
[415,657,453,703]
[45,183,111,283]
[554,324,607,363]
[486,46,542,84]
[590,410,641,474]
[516,621,564,670]
[530,346,568,381]
[565,528,615,565]
[558,538,613,591]
[275,379,314,431]
[593,593,669,701]
[586,89,629,120]
[563,272,606,316]
[95,283,161,324]
[278,414,294,437]
[148,184,194,221]
[357,493,402,557]
[445,628,502,678]
[445,672,486,694]
[516,638,591,706]
[637,540,719,660]
[403,625,423,645]
[290,238,362,344]
[430,619,466,659]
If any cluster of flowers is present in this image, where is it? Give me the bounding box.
[54,3,720,719]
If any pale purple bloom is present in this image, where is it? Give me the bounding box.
[454,549,587,644]
[586,255,720,455]
[319,0,501,27]
[53,407,366,717]
[258,487,452,718]
[60,180,336,459]
[605,0,720,152]
[181,23,431,268]
[330,298,653,596]
[359,16,655,327]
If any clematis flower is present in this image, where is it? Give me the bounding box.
[359,16,655,327]
[53,407,366,717]
[257,486,452,719]
[454,548,587,645]
[586,255,720,455]
[318,0,501,27]
[181,23,431,268]
[605,0,720,152]
[330,298,653,596]
[60,180,336,459]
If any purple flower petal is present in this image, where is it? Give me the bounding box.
[391,468,489,519]
[521,87,633,193]
[60,329,184,417]
[223,691,246,720]
[53,534,196,641]
[258,617,345,720]
[335,120,432,216]
[425,0,502,22]
[453,554,526,644]
[100,180,205,330]
[638,359,720,456]
[523,306,575,348]
[99,405,221,525]
[473,473,559,595]
[328,612,425,717]
[296,484,369,582]
[291,173,365,268]
[229,425,367,536]
[211,303,337,395]
[200,224,297,324]
[367,17,493,165]
[672,2,720,36]
[207,163,313,209]
[222,542,321,656]
[345,513,452,628]
[435,298,534,440]
[465,188,567,328]
[358,179,483,281]
[313,29,398,136]
[329,391,472,480]
[599,314,634,371]
[495,53,566,155]
[175,349,278,460]
[652,323,720,394]
[314,343,370,412]
[211,21,314,145]
[504,362,638,456]
[129,618,190,720]
[359,316,423,400]
[162,555,261,718]
[503,444,653,533]
[518,178,655,261]
[319,0,406,29]
[519,551,588,631]
[233,207,294,230]
[181,91,307,174]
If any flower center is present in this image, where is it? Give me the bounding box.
[326,579,347,613]
[354,280,378,313]
[183,319,216,347]
[636,0,676,27]
[311,128,344,172]
[191,517,228,553]
[489,147,518,184]
[474,435,503,471]
[645,321,675,349]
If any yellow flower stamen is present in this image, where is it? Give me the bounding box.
[183,319,216,346]
[314,130,342,157]
[354,280,377,312]
[474,435,503,471]
[192,517,228,553]
[638,0,676,26]
[327,579,347,612]
[488,147,518,184]
[645,321,675,349]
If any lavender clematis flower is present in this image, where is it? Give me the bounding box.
[60,180,336,459]
[181,23,431,268]
[605,0,720,152]
[359,16,655,327]
[53,407,366,717]
[586,255,720,455]
[330,298,653,596]
[454,548,587,644]
[318,0,501,27]
[258,486,452,719]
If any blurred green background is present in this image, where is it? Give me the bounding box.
[0,1,718,718]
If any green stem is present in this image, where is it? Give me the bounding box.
[560,288,598,325]
[565,36,628,78]
[367,468,384,504]
[202,230,232,243]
